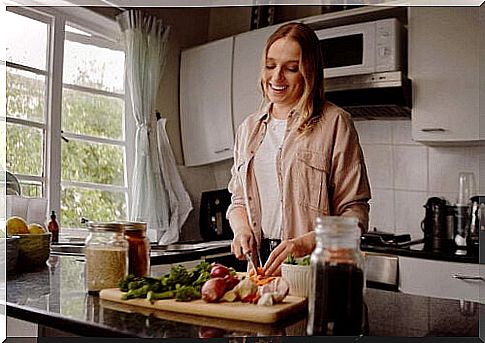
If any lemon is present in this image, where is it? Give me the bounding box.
[28,223,47,234]
[6,216,29,235]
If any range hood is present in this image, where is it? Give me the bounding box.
[324,71,412,120]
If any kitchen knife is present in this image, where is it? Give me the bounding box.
[245,252,260,274]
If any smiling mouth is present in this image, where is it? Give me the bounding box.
[270,83,288,91]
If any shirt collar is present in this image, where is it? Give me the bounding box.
[257,102,299,123]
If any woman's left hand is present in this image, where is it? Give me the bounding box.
[263,232,315,276]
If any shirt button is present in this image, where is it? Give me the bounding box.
[248,196,252,201]
[253,222,257,227]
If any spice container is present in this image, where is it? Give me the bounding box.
[123,221,150,277]
[306,216,365,336]
[84,222,128,294]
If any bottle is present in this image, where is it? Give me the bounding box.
[84,221,129,294]
[48,210,59,244]
[123,221,150,277]
[307,216,365,336]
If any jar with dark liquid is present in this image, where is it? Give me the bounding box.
[307,216,365,336]
[123,221,150,277]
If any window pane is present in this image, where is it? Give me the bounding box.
[62,88,123,140]
[7,67,46,123]
[6,11,48,71]
[6,123,44,176]
[61,139,125,186]
[20,181,43,198]
[61,186,127,228]
[63,40,124,93]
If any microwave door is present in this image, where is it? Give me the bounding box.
[316,22,376,78]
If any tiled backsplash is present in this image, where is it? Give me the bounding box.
[355,120,482,239]
[178,119,481,242]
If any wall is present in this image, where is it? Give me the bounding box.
[355,120,482,240]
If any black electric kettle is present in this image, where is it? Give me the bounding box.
[421,197,454,249]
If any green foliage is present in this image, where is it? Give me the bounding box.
[62,88,123,140]
[6,67,128,228]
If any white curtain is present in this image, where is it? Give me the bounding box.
[156,119,193,244]
[117,10,190,243]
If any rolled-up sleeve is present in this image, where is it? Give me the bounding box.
[226,126,247,220]
[330,113,371,232]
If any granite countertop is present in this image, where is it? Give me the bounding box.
[3,255,480,338]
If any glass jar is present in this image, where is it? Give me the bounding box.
[84,222,128,294]
[306,216,365,336]
[123,221,150,277]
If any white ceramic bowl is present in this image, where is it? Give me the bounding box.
[281,263,311,298]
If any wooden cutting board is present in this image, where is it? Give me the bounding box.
[99,288,307,324]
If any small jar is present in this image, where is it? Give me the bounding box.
[84,222,128,294]
[307,216,365,336]
[123,221,150,277]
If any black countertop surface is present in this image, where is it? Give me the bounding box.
[361,242,479,264]
[4,255,481,338]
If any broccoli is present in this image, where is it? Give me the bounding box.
[175,285,201,302]
[147,290,175,303]
[118,274,136,292]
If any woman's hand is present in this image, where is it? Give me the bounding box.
[231,227,256,260]
[263,232,315,276]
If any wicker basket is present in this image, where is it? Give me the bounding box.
[2,236,20,273]
[17,233,51,270]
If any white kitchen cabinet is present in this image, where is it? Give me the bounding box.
[232,26,275,131]
[409,7,482,143]
[398,256,485,303]
[180,37,235,167]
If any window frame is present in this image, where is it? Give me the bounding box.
[5,5,135,229]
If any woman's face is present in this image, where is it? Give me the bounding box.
[262,37,304,110]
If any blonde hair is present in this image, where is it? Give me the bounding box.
[259,22,326,134]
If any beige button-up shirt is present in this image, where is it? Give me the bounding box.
[227,101,371,250]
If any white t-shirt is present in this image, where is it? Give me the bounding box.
[253,116,287,240]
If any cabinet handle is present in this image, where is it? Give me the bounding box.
[214,147,231,154]
[420,128,446,132]
[451,274,485,281]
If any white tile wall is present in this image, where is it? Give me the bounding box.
[355,119,481,236]
[393,145,428,191]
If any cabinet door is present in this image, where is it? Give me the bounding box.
[180,37,234,167]
[399,256,484,303]
[232,26,275,131]
[410,7,480,143]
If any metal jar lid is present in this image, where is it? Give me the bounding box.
[86,221,125,233]
[119,221,147,232]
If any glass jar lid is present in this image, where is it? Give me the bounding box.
[86,221,125,233]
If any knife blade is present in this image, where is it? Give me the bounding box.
[245,252,259,274]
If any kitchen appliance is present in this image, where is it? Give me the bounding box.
[467,195,484,248]
[314,18,412,119]
[421,197,455,250]
[199,189,233,241]
[315,18,403,78]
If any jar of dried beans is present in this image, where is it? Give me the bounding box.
[84,221,128,294]
[122,221,150,277]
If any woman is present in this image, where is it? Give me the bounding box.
[226,22,371,276]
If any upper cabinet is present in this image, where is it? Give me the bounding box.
[232,26,275,130]
[409,7,482,144]
[180,37,235,167]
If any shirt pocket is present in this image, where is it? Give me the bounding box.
[296,150,330,213]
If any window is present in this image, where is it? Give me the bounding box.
[5,6,131,229]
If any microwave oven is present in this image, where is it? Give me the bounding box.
[314,18,403,79]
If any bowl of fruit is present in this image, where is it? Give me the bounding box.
[5,216,51,271]
[281,254,311,298]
